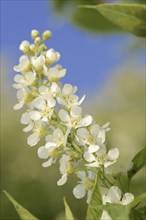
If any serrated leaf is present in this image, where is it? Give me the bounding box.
[63,197,74,220]
[83,3,146,37]
[3,191,39,220]
[128,146,146,179]
[86,173,102,220]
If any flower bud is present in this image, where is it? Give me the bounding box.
[67,163,74,174]
[34,37,41,45]
[38,44,47,52]
[19,40,30,53]
[29,44,36,53]
[31,29,40,40]
[46,48,60,64]
[42,30,52,40]
[50,149,59,158]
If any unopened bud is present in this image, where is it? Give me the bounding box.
[34,37,41,45]
[67,163,74,174]
[29,44,36,53]
[19,40,30,53]
[38,44,47,52]
[31,29,40,40]
[42,30,52,40]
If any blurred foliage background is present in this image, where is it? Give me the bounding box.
[1,0,145,220]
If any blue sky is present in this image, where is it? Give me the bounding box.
[1,0,144,96]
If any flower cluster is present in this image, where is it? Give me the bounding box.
[13,30,134,211]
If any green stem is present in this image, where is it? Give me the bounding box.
[127,178,131,192]
[99,171,110,189]
[119,176,125,193]
[71,140,82,154]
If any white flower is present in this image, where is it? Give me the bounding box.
[38,143,58,168]
[27,122,46,146]
[13,89,27,110]
[19,40,30,53]
[57,83,85,108]
[31,55,45,71]
[57,155,70,186]
[59,105,92,130]
[32,94,56,122]
[21,112,34,132]
[13,71,36,89]
[38,83,60,98]
[46,48,60,64]
[14,55,30,72]
[102,186,134,205]
[76,123,106,149]
[44,64,66,82]
[84,147,119,168]
[45,128,68,148]
[101,186,134,220]
[73,171,95,203]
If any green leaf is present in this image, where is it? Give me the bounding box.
[130,206,146,220]
[128,146,146,179]
[73,7,119,33]
[63,197,74,220]
[83,3,146,37]
[104,204,130,220]
[104,194,146,220]
[129,193,146,208]
[86,173,102,220]
[51,0,120,33]
[3,190,39,220]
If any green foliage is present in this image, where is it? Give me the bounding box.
[130,208,146,220]
[73,7,119,33]
[3,191,39,220]
[86,173,102,220]
[128,146,146,179]
[130,206,146,220]
[52,0,120,33]
[83,3,146,37]
[104,204,130,220]
[63,197,75,220]
[104,194,146,220]
[129,193,146,208]
[52,1,146,36]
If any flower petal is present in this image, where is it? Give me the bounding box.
[27,133,40,146]
[88,145,99,153]
[85,162,99,168]
[42,158,54,167]
[107,148,119,161]
[79,115,92,128]
[122,193,134,205]
[76,171,86,181]
[71,105,82,117]
[21,112,30,124]
[73,184,86,199]
[57,174,67,186]
[84,152,95,162]
[29,111,41,121]
[59,109,70,122]
[38,146,49,159]
[108,186,122,203]
[13,102,24,110]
